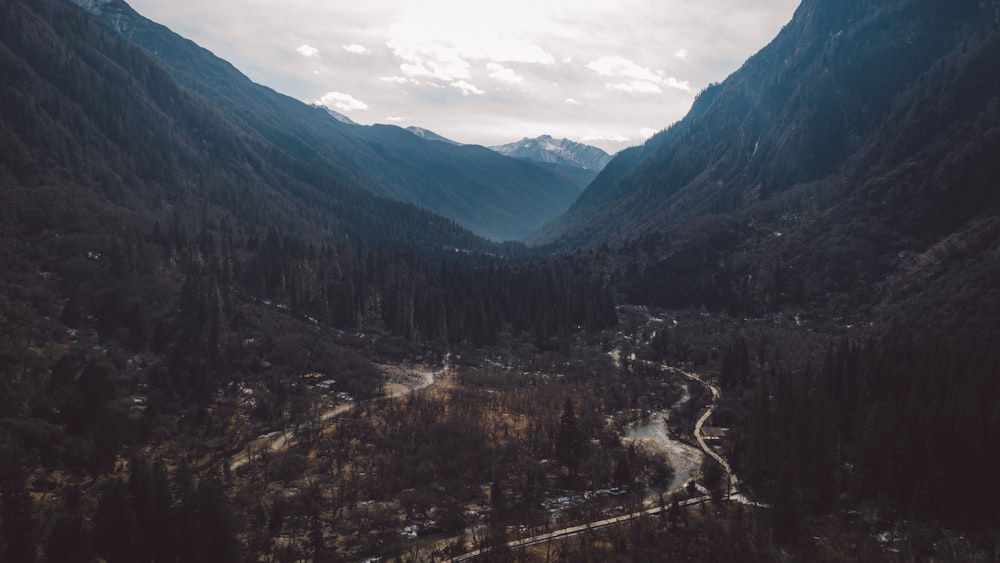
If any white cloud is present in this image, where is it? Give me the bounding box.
[565,98,580,105]
[316,91,369,112]
[587,56,663,83]
[343,43,370,55]
[665,77,692,91]
[487,63,524,84]
[451,80,485,96]
[390,40,472,82]
[607,81,663,94]
[487,40,555,64]
[675,48,689,59]
[127,0,800,155]
[381,75,415,84]
[590,55,692,95]
[386,116,406,122]
[296,44,319,57]
[640,127,658,138]
[582,134,632,143]
[387,4,556,67]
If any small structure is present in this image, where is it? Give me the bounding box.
[701,426,728,440]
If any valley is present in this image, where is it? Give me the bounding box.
[214,309,740,561]
[1,0,999,561]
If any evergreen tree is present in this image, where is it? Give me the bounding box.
[556,398,584,474]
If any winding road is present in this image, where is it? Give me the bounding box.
[228,359,445,472]
[669,366,739,496]
[445,364,740,562]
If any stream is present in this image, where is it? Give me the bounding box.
[623,382,705,492]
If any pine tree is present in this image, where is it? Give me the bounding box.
[556,398,583,474]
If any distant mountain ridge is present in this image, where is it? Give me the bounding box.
[491,135,612,172]
[314,105,358,126]
[405,126,461,145]
[66,0,580,241]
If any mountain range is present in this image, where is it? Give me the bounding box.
[63,0,581,242]
[6,0,997,334]
[491,135,612,172]
[490,135,613,192]
[534,0,1000,332]
[4,0,1000,559]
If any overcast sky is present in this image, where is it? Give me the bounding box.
[128,0,800,154]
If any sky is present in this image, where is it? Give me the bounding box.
[128,0,800,154]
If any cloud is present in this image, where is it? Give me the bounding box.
[640,127,658,138]
[665,77,692,91]
[296,44,319,57]
[607,81,663,94]
[589,55,692,94]
[487,63,524,84]
[390,40,472,82]
[386,116,406,122]
[675,48,689,59]
[451,80,485,96]
[582,134,632,143]
[381,75,416,84]
[343,43,370,55]
[316,91,369,112]
[587,56,662,82]
[128,0,799,155]
[486,40,554,64]
[565,98,580,105]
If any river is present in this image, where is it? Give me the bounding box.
[623,383,705,492]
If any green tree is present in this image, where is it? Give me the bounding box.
[556,398,584,474]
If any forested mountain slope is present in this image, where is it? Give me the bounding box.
[0,0,615,529]
[67,0,581,241]
[535,0,1000,332]
[0,0,492,252]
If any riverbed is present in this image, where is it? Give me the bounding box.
[623,383,705,492]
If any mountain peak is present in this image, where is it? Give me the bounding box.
[405,126,461,145]
[491,135,611,171]
[312,105,358,126]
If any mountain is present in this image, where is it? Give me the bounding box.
[532,0,1000,331]
[513,160,599,192]
[315,105,358,125]
[67,0,581,242]
[405,126,461,145]
[491,135,612,172]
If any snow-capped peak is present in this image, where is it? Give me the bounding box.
[490,135,612,171]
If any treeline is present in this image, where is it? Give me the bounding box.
[138,219,617,349]
[731,335,1000,541]
[0,207,616,462]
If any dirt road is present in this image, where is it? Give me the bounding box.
[228,359,445,472]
